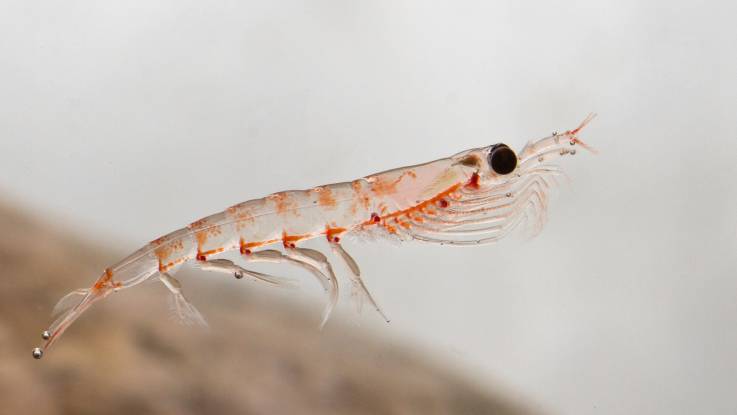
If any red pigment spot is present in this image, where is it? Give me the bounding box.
[325,226,346,243]
[282,232,308,249]
[371,213,381,223]
[438,199,449,208]
[196,253,207,261]
[465,172,480,189]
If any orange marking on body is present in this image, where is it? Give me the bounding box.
[269,192,297,216]
[369,176,396,196]
[361,183,462,231]
[154,244,172,263]
[316,186,337,208]
[239,238,282,255]
[368,169,417,196]
[93,268,114,292]
[241,239,279,250]
[201,248,225,256]
[153,235,186,272]
[239,238,253,255]
[159,257,187,273]
[154,238,185,268]
[351,180,361,190]
[195,231,208,251]
[351,180,362,197]
[325,226,347,243]
[351,180,372,211]
[197,247,225,261]
[235,213,255,231]
[282,231,311,248]
[191,220,223,261]
[189,218,209,229]
[228,204,256,231]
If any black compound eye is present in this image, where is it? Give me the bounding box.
[488,144,517,175]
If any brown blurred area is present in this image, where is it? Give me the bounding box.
[0,200,537,415]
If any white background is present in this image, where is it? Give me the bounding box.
[2,1,737,413]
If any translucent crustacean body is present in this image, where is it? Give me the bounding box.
[32,115,595,359]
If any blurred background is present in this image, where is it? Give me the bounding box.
[2,1,737,414]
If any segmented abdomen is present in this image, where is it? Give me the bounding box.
[113,156,468,279]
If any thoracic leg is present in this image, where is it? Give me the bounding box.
[192,258,294,286]
[243,248,339,329]
[284,247,340,329]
